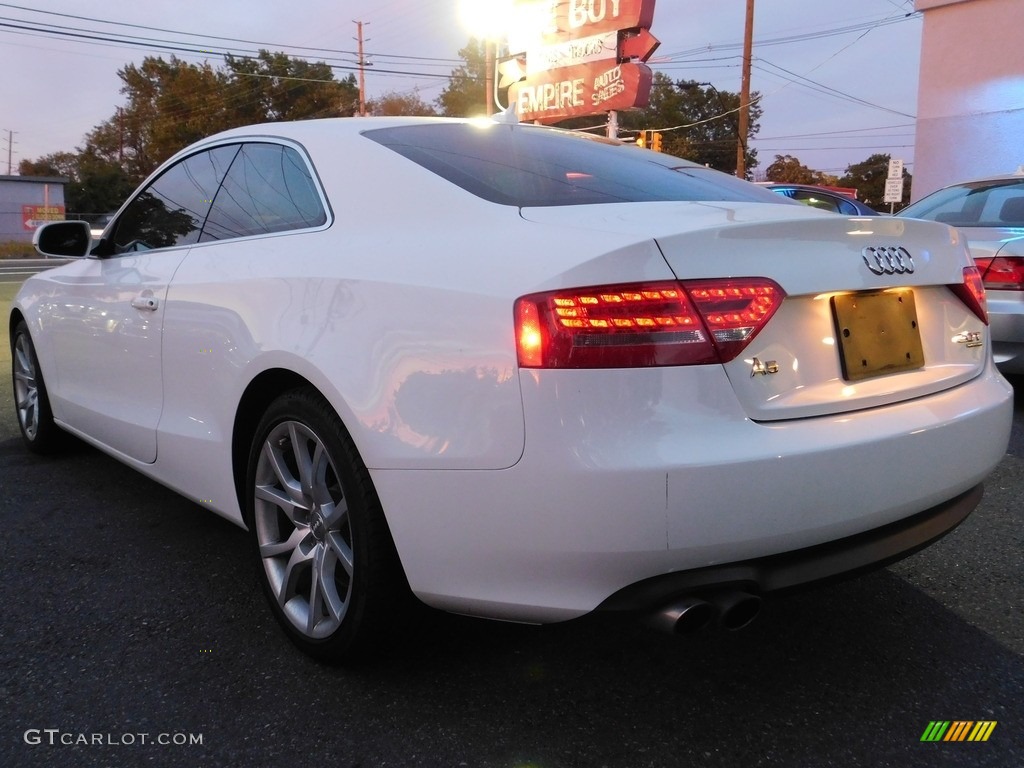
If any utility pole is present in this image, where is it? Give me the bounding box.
[736,0,754,179]
[3,129,16,175]
[354,20,369,117]
[485,40,495,116]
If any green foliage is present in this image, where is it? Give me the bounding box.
[839,153,912,210]
[369,90,438,117]
[560,75,761,176]
[437,39,498,117]
[224,51,359,122]
[20,149,135,215]
[20,51,360,200]
[766,154,825,184]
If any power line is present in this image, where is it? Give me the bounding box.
[754,59,916,118]
[0,3,462,63]
[0,20,456,79]
[659,12,917,60]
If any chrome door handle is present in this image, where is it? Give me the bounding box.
[131,296,159,311]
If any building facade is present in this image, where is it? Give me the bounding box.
[0,175,68,243]
[913,0,1024,199]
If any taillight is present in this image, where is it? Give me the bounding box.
[950,266,989,325]
[974,255,1024,290]
[514,278,785,369]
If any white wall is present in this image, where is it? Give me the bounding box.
[913,0,1024,199]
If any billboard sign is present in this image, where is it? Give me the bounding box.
[22,205,65,230]
[507,0,658,123]
[510,61,652,122]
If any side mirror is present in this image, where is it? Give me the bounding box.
[33,220,93,258]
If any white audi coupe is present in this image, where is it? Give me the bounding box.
[11,117,1013,661]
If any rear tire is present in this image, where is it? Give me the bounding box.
[245,386,406,662]
[11,321,65,454]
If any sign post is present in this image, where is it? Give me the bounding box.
[885,158,905,213]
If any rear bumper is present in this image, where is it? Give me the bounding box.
[597,483,981,612]
[373,364,1012,624]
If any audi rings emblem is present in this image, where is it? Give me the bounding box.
[862,246,915,275]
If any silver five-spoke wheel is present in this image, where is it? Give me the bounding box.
[13,331,40,441]
[11,321,63,454]
[246,387,406,662]
[253,420,354,639]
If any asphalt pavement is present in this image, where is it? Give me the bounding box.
[0,330,1021,766]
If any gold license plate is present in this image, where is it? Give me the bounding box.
[831,289,924,381]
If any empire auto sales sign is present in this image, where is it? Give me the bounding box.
[507,0,659,123]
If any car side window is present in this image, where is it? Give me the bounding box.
[111,145,239,254]
[790,189,842,213]
[200,143,327,242]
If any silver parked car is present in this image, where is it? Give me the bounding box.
[898,171,1024,374]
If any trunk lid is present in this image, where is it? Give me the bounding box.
[520,203,988,421]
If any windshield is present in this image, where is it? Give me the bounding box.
[899,178,1024,227]
[364,123,785,208]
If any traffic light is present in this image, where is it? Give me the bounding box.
[651,132,663,152]
[635,131,646,149]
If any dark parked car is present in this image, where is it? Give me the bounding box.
[765,183,879,216]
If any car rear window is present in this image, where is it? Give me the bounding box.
[364,123,783,208]
[899,179,1024,227]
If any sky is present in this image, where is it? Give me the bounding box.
[0,0,922,178]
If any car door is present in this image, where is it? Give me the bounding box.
[46,145,238,462]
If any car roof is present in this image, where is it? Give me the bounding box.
[933,168,1024,187]
[169,116,710,169]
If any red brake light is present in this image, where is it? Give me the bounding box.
[514,279,785,369]
[974,255,1024,290]
[951,266,989,324]
[684,280,786,362]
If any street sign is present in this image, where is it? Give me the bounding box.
[509,61,653,123]
[884,177,905,204]
[21,205,65,231]
[888,158,904,179]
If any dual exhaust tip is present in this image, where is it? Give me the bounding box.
[648,591,762,635]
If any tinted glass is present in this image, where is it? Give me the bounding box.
[112,145,238,253]
[789,189,847,214]
[365,123,784,207]
[899,179,1024,227]
[201,143,327,241]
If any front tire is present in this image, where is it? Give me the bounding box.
[11,320,64,454]
[245,387,405,662]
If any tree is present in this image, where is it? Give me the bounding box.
[436,40,490,117]
[369,89,438,117]
[765,154,821,184]
[86,57,230,181]
[224,51,359,121]
[18,152,79,179]
[19,150,134,215]
[840,153,912,210]
[78,52,359,186]
[20,51,361,215]
[614,75,761,176]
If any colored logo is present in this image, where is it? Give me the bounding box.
[920,721,997,742]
